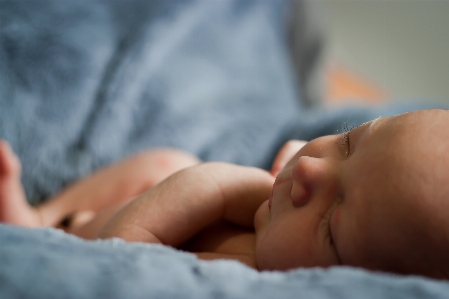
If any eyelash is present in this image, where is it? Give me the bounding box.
[339,123,353,157]
[322,123,354,245]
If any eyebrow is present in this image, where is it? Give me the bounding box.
[347,117,380,136]
[359,116,388,135]
[347,118,381,153]
[368,117,393,138]
[370,117,382,129]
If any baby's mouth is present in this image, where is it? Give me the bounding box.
[268,189,274,212]
[268,167,293,212]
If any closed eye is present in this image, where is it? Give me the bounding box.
[339,123,362,158]
[340,132,351,157]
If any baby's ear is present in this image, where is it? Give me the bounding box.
[270,140,307,177]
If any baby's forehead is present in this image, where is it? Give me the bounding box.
[391,109,449,130]
[347,110,449,278]
[378,110,449,153]
[372,110,449,219]
[354,110,449,216]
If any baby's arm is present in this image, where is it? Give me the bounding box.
[97,163,274,247]
[38,148,199,228]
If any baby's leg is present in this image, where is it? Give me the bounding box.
[0,140,41,227]
[37,148,200,228]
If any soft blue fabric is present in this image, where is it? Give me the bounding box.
[0,0,300,204]
[1,1,449,298]
[2,224,449,299]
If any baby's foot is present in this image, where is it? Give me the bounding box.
[0,140,40,227]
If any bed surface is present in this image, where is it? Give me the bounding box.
[3,225,449,299]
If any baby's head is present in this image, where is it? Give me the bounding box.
[254,109,449,279]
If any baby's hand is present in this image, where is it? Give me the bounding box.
[271,140,307,177]
[97,163,274,246]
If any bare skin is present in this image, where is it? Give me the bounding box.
[0,139,294,267]
[3,109,449,279]
[0,141,39,227]
[94,142,304,268]
[98,109,449,278]
[0,141,200,238]
[97,162,275,268]
[255,109,449,278]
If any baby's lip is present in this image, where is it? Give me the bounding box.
[268,189,274,212]
[269,167,292,212]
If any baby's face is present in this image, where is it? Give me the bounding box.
[254,109,449,277]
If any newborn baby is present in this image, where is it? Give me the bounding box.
[98,109,449,279]
[2,109,449,279]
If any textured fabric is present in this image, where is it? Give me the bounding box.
[2,225,449,299]
[1,1,449,298]
[0,0,300,204]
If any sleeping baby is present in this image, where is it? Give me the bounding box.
[1,109,449,280]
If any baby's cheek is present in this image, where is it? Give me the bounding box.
[330,207,363,266]
[330,208,342,245]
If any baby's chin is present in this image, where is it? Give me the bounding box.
[254,200,270,236]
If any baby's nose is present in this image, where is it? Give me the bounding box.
[291,156,330,206]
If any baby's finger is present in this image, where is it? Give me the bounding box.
[271,140,307,177]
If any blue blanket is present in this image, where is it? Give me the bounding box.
[1,1,448,298]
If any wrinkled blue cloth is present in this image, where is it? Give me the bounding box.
[1,0,301,204]
[1,1,449,298]
[2,224,449,299]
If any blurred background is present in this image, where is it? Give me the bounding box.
[320,0,449,103]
